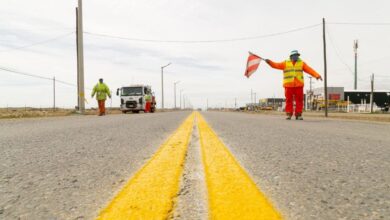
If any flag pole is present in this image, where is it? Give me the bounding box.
[248,51,264,60]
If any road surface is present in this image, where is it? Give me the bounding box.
[1,111,389,219]
[0,112,190,219]
[202,111,390,220]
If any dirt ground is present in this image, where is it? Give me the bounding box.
[0,108,122,119]
[0,108,178,119]
[244,110,390,123]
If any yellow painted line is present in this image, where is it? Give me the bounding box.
[197,112,282,220]
[96,113,194,220]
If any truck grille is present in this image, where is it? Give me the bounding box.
[126,101,137,108]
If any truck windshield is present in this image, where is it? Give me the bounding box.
[121,87,143,96]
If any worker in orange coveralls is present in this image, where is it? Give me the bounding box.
[144,93,152,113]
[265,50,322,120]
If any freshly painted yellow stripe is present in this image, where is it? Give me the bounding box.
[96,113,194,220]
[197,112,282,220]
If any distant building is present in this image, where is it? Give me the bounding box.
[245,98,285,111]
[344,90,390,108]
[259,98,285,109]
[311,87,344,101]
[311,87,390,109]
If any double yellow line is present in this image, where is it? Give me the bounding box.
[97,112,281,220]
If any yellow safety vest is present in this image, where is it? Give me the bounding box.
[145,94,152,102]
[92,83,111,100]
[283,59,304,87]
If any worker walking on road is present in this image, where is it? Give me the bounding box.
[91,78,111,116]
[144,92,152,113]
[265,50,322,120]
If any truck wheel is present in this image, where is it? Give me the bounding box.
[122,111,127,114]
[132,110,140,114]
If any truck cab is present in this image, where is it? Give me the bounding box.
[117,85,156,113]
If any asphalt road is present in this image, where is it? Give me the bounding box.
[0,112,190,220]
[202,111,390,220]
[1,111,389,220]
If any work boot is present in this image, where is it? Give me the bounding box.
[286,113,292,120]
[296,114,303,120]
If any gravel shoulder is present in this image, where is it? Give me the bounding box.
[240,110,390,123]
[0,112,190,220]
[202,111,390,220]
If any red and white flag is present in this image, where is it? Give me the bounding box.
[244,52,262,78]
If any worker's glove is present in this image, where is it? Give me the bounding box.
[317,76,323,81]
[265,59,271,63]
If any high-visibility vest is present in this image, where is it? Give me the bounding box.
[92,83,111,100]
[145,94,152,102]
[283,59,304,87]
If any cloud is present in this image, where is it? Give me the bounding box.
[1,0,389,108]
[169,56,223,71]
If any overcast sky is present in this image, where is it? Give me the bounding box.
[1,0,389,109]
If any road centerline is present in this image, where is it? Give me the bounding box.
[197,112,282,220]
[96,112,195,220]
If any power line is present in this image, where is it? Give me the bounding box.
[325,26,354,75]
[375,75,390,78]
[329,55,389,73]
[3,27,75,32]
[84,23,321,44]
[0,66,77,87]
[0,66,52,80]
[0,66,94,91]
[328,22,390,26]
[326,26,390,81]
[56,79,79,87]
[0,32,74,53]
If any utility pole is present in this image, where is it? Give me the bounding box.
[235,98,237,109]
[273,95,276,110]
[254,93,257,106]
[75,7,80,110]
[183,95,186,109]
[76,0,85,114]
[110,90,113,113]
[174,81,180,109]
[53,77,56,112]
[370,73,374,113]
[309,76,313,110]
[250,89,253,105]
[323,18,328,117]
[305,91,308,111]
[354,40,358,90]
[161,68,164,109]
[161,63,171,109]
[180,89,183,109]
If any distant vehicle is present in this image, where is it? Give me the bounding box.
[116,85,156,113]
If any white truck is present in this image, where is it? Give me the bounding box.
[116,84,156,113]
